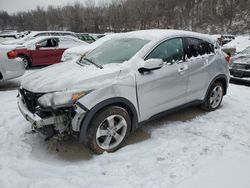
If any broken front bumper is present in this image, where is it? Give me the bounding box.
[17,97,66,130]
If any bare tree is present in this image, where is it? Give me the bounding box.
[0,0,249,34]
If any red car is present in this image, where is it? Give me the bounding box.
[7,36,88,68]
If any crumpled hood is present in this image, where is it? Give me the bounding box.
[21,61,122,93]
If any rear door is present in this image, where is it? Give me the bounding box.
[136,38,189,121]
[183,37,215,101]
[31,38,60,65]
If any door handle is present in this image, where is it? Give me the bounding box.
[178,63,188,73]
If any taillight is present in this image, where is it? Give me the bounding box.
[7,51,17,59]
[225,55,230,63]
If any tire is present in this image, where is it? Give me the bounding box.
[87,106,131,154]
[201,81,224,111]
[18,55,31,69]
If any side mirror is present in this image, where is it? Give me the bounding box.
[138,58,163,73]
[35,44,41,50]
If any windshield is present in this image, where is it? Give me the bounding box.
[83,38,149,65]
[241,47,250,54]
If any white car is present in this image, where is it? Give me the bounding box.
[0,45,25,81]
[1,31,78,45]
[223,36,250,53]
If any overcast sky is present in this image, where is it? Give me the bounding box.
[0,0,106,14]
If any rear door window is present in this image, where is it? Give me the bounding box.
[146,38,184,64]
[184,38,214,59]
[37,38,58,48]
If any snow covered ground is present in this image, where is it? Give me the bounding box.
[0,70,250,188]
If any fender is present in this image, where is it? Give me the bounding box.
[77,97,139,144]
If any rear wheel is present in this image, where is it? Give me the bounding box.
[18,55,31,69]
[201,81,224,111]
[87,106,131,154]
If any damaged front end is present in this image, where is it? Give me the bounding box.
[18,88,83,140]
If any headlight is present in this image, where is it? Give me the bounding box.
[38,90,89,108]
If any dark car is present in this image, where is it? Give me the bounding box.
[230,47,250,82]
[76,33,96,43]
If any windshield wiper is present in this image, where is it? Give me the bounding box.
[83,57,103,69]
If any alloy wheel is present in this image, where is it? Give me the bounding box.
[96,114,127,150]
[210,85,223,108]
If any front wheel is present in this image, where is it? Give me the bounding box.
[87,106,131,154]
[201,81,224,111]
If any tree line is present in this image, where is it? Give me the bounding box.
[0,0,250,34]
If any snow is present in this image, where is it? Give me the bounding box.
[1,69,250,188]
[21,62,121,93]
[124,30,215,44]
[224,36,250,52]
[176,153,250,188]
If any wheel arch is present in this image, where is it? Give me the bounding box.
[204,74,228,102]
[78,97,139,144]
[17,54,32,65]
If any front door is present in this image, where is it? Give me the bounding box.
[136,38,189,121]
[31,38,61,65]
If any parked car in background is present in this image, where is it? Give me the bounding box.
[230,46,250,82]
[0,30,20,39]
[221,35,235,45]
[18,30,230,154]
[223,36,250,53]
[221,46,236,57]
[89,33,106,40]
[0,30,20,43]
[7,36,88,68]
[0,45,25,81]
[61,33,120,62]
[212,34,236,56]
[211,34,235,46]
[76,33,96,43]
[1,31,78,45]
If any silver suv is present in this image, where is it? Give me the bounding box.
[17,30,230,154]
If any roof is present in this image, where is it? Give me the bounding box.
[113,29,216,44]
[24,35,84,46]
